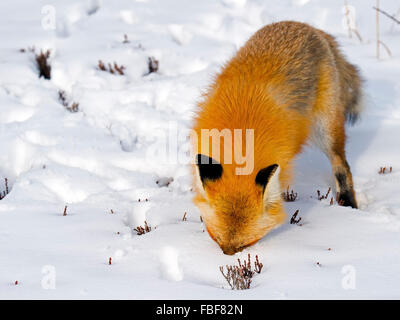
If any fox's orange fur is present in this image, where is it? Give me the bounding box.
[192,21,362,255]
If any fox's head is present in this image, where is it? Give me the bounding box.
[194,154,283,255]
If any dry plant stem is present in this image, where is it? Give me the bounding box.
[63,206,67,216]
[344,0,352,38]
[182,212,187,221]
[98,60,125,75]
[219,266,235,290]
[148,57,159,74]
[254,255,263,274]
[377,0,380,59]
[59,90,68,106]
[344,1,362,43]
[317,188,331,200]
[134,221,152,235]
[219,254,263,290]
[98,60,106,71]
[373,6,400,24]
[390,8,400,32]
[379,166,393,174]
[374,1,391,58]
[351,28,363,43]
[290,210,301,225]
[379,40,392,57]
[35,50,51,79]
[67,103,79,112]
[58,90,79,113]
[220,265,251,290]
[283,186,297,202]
[113,62,125,75]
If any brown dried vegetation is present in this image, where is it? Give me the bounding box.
[35,50,51,79]
[290,209,302,225]
[379,166,393,174]
[219,254,263,290]
[58,90,79,113]
[317,188,331,201]
[21,47,51,79]
[134,221,152,235]
[315,187,346,206]
[98,60,125,75]
[282,186,298,202]
[147,56,159,74]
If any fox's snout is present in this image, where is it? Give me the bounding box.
[221,246,240,256]
[206,222,261,255]
[220,241,259,255]
[207,227,243,255]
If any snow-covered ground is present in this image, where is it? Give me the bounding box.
[1,0,399,299]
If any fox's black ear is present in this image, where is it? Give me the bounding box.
[196,154,223,184]
[255,164,279,189]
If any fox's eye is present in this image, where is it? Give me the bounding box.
[196,154,223,184]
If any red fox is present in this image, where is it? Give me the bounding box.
[191,21,362,255]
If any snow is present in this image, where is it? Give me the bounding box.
[0,0,399,299]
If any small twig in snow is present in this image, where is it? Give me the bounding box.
[379,166,393,174]
[147,56,159,75]
[317,188,331,200]
[373,6,400,24]
[282,186,298,202]
[35,50,51,79]
[134,221,152,235]
[290,210,302,225]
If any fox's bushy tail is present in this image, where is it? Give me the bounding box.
[343,61,363,125]
[321,31,363,125]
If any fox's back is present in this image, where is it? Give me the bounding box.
[223,21,336,114]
